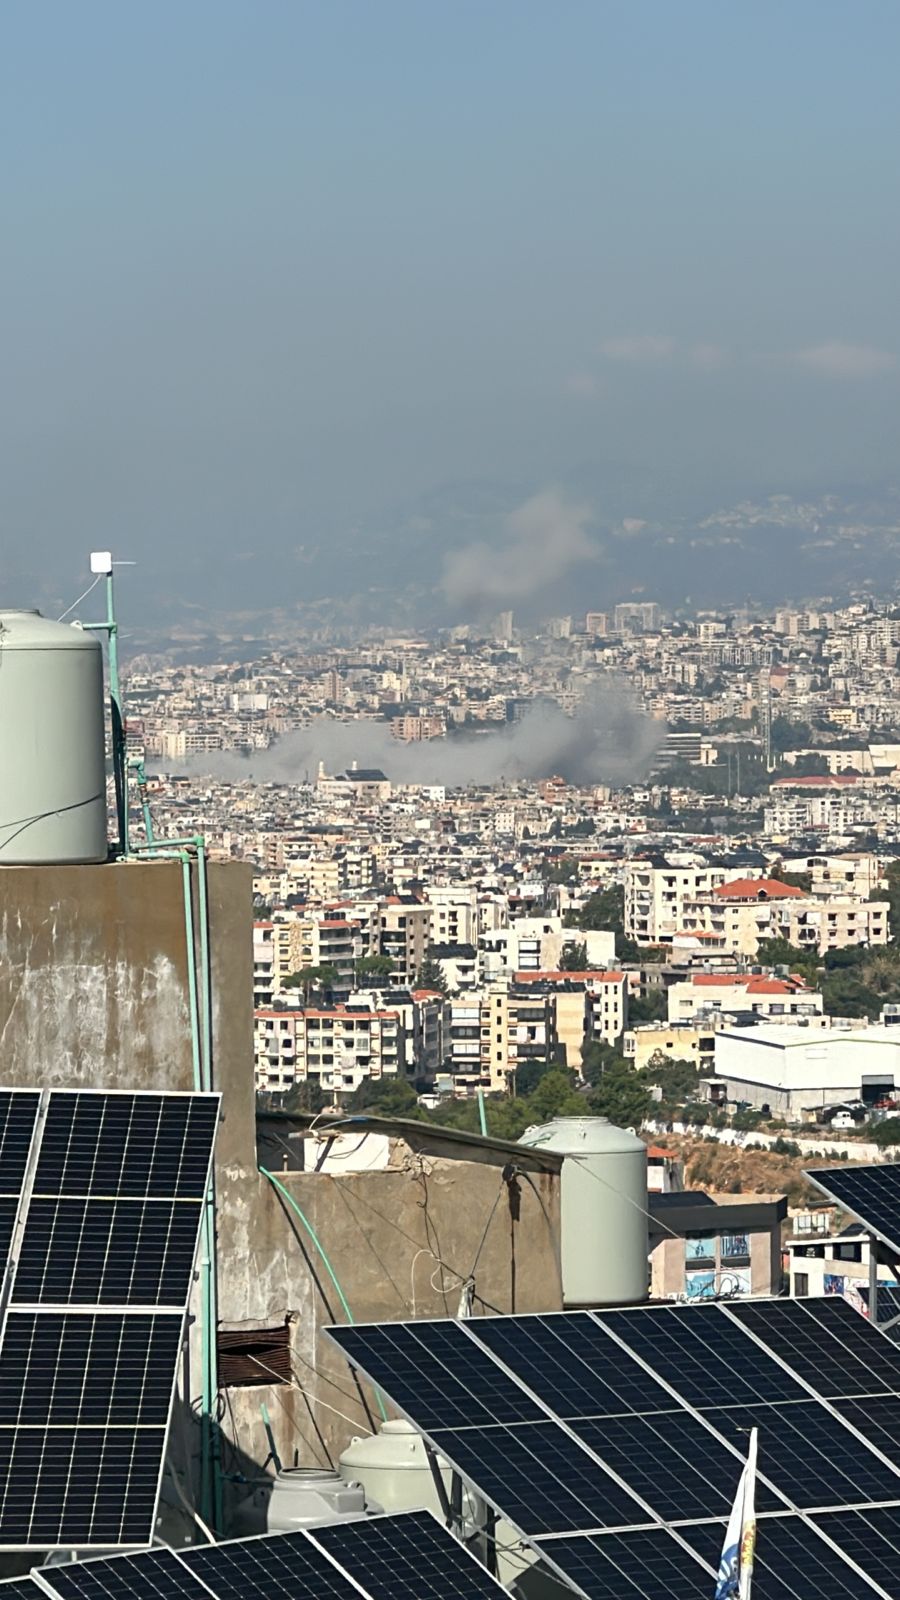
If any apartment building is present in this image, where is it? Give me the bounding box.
[667,973,824,1025]
[512,970,629,1065]
[424,885,479,947]
[447,985,556,1093]
[624,860,751,946]
[680,878,890,958]
[380,898,430,985]
[254,1004,406,1096]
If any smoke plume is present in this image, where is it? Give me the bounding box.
[441,489,595,608]
[172,681,661,788]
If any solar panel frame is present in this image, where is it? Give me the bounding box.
[0,1087,220,1551]
[310,1507,516,1600]
[805,1163,900,1259]
[532,1529,716,1600]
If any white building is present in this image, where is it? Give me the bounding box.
[712,1026,900,1117]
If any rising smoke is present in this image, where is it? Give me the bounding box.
[175,681,661,788]
[441,489,596,609]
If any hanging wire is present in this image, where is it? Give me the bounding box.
[57,572,103,621]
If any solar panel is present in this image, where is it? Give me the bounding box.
[806,1163,900,1257]
[11,1196,204,1306]
[428,1420,653,1536]
[730,1296,900,1397]
[0,1311,183,1426]
[679,1515,877,1600]
[595,1303,810,1408]
[328,1321,545,1428]
[1,1513,514,1600]
[312,1508,513,1600]
[37,1548,211,1600]
[570,1411,782,1522]
[535,1530,715,1600]
[0,1427,164,1547]
[702,1400,900,1509]
[325,1301,900,1574]
[0,1087,219,1550]
[182,1530,365,1600]
[469,1312,679,1417]
[814,1506,900,1599]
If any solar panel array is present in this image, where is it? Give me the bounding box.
[805,1162,900,1258]
[326,1299,900,1600]
[0,1510,507,1600]
[0,1088,219,1550]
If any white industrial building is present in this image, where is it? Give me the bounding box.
[712,1025,900,1117]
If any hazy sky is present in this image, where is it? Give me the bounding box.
[2,1,899,614]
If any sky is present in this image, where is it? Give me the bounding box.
[2,1,899,620]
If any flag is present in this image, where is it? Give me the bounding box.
[715,1428,758,1600]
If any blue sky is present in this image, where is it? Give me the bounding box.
[2,1,899,613]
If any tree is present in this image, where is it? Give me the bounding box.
[559,941,589,972]
[638,1055,702,1105]
[415,959,449,996]
[581,1038,625,1087]
[628,989,666,1023]
[755,939,818,982]
[349,1077,424,1117]
[283,965,339,1002]
[573,887,622,932]
[871,1116,900,1149]
[282,1077,327,1113]
[585,1058,652,1129]
[355,954,395,982]
[544,856,579,885]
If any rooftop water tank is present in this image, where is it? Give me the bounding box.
[0,610,107,865]
[519,1116,647,1306]
[229,1467,374,1536]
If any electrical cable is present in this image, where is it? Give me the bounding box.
[57,572,102,622]
[258,1163,389,1421]
[0,793,105,853]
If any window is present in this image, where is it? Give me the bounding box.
[793,1273,809,1298]
[685,1234,715,1265]
[721,1232,750,1262]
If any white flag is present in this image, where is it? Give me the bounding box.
[715,1428,758,1600]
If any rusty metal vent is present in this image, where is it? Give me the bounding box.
[218,1324,291,1387]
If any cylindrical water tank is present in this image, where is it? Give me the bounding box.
[0,610,107,865]
[519,1116,647,1306]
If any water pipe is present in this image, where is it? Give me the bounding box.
[258,1165,388,1422]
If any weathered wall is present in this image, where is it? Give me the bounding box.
[0,860,254,1170]
[219,1150,563,1474]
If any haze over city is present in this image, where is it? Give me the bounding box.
[3,1,900,627]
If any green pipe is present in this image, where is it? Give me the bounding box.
[259,1165,388,1422]
[196,842,223,1529]
[477,1091,488,1137]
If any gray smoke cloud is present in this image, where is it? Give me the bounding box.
[174,681,661,788]
[441,489,596,608]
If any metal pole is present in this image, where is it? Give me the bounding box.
[869,1232,879,1326]
[106,568,127,855]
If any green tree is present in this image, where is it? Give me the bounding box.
[638,1055,701,1105]
[283,964,340,1002]
[349,1077,424,1117]
[871,1116,900,1149]
[755,938,818,982]
[415,959,449,996]
[628,988,666,1023]
[544,856,579,885]
[355,954,395,981]
[282,1077,327,1113]
[581,1038,625,1087]
[559,941,589,972]
[586,1057,652,1128]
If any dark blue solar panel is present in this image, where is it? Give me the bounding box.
[430,1420,652,1536]
[183,1532,362,1600]
[327,1321,544,1428]
[539,1530,714,1600]
[598,1304,808,1408]
[681,1515,876,1600]
[731,1296,900,1396]
[703,1401,900,1509]
[0,1093,39,1193]
[34,1093,218,1199]
[11,1196,203,1306]
[814,1506,900,1598]
[314,1509,509,1600]
[0,1311,182,1426]
[38,1549,209,1600]
[469,1313,678,1417]
[832,1395,900,1471]
[571,1411,783,1522]
[0,1428,163,1547]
